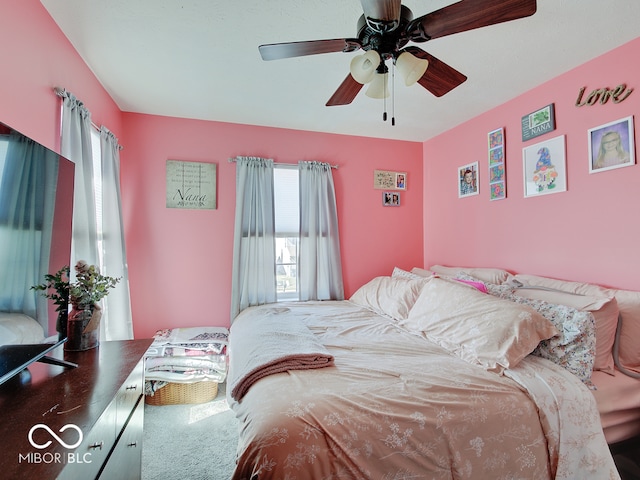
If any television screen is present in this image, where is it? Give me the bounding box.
[0,338,76,385]
[0,122,75,339]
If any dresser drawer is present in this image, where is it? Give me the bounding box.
[99,398,144,480]
[58,400,117,480]
[115,359,144,432]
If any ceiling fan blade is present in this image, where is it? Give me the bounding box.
[407,0,536,41]
[326,74,364,106]
[405,47,467,97]
[360,0,402,31]
[259,39,361,61]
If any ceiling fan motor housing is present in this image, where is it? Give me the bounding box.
[357,5,414,60]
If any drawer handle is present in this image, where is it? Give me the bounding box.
[127,441,138,448]
[89,441,104,450]
[126,385,138,391]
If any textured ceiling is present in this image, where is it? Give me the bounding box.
[40,0,640,142]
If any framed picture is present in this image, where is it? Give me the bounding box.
[521,103,555,141]
[458,161,479,198]
[522,135,567,198]
[374,170,407,190]
[588,116,635,173]
[488,127,506,200]
[166,160,217,209]
[382,191,400,206]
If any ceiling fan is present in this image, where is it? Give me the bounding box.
[258,0,537,106]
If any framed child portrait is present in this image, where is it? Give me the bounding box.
[588,116,635,173]
[458,161,479,198]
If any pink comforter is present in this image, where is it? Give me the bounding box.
[228,301,619,480]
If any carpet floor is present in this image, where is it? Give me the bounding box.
[142,382,239,480]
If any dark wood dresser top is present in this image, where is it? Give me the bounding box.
[0,339,151,479]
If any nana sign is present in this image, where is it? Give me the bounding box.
[521,104,555,142]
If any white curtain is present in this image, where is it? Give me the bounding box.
[298,161,344,301]
[231,157,276,320]
[99,127,133,340]
[0,132,58,330]
[60,91,99,271]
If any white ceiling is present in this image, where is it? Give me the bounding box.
[40,0,640,142]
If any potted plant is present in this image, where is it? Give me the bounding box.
[33,260,120,350]
[31,265,71,340]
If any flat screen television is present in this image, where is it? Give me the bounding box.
[0,338,77,385]
[0,121,76,384]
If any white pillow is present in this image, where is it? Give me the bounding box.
[426,265,512,285]
[401,278,558,373]
[349,276,429,321]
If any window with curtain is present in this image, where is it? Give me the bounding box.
[274,166,299,301]
[231,158,343,321]
[59,89,133,340]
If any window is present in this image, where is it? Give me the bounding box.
[90,130,105,269]
[274,166,299,301]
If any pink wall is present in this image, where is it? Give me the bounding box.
[2,1,423,339]
[0,0,122,152]
[423,37,640,291]
[120,114,423,338]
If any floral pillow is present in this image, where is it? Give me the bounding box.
[402,278,558,374]
[487,283,596,387]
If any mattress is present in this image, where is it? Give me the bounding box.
[592,368,640,444]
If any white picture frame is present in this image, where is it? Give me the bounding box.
[458,161,479,198]
[522,135,567,198]
[588,116,635,173]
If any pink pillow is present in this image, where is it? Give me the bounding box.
[453,278,488,293]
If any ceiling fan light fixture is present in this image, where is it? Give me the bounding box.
[365,72,390,99]
[349,50,381,84]
[396,51,429,86]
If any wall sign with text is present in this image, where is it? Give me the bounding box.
[166,160,217,210]
[521,103,555,142]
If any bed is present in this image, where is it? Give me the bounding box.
[227,266,640,479]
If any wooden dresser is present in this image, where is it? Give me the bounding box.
[0,339,151,480]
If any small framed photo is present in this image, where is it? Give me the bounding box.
[458,161,479,198]
[382,191,401,206]
[588,116,635,173]
[522,135,567,198]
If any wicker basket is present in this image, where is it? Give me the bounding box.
[145,381,219,406]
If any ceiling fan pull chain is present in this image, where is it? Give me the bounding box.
[392,62,396,126]
[383,69,388,122]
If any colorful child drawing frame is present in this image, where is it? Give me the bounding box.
[458,161,479,198]
[588,116,635,174]
[488,127,506,200]
[522,135,567,198]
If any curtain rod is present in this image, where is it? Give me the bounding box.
[54,87,123,150]
[228,157,338,169]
